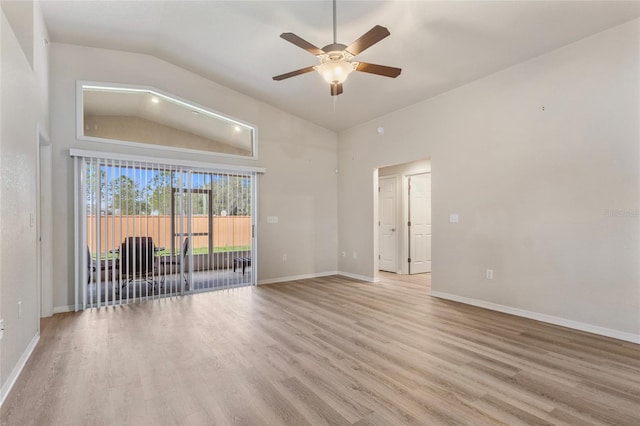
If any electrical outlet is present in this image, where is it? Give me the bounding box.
[486,269,494,280]
[353,252,358,259]
[449,213,459,223]
[342,251,346,257]
[18,301,22,318]
[282,254,287,261]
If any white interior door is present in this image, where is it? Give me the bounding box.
[409,173,431,274]
[378,176,397,272]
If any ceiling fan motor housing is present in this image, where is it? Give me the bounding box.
[321,43,348,54]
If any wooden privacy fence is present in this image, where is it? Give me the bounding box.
[87,215,251,253]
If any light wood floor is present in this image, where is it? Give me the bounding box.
[2,273,639,425]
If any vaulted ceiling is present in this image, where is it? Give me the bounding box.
[41,1,640,131]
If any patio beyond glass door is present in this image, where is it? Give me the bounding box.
[75,155,256,310]
[172,172,254,294]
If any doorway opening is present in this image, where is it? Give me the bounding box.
[376,159,431,276]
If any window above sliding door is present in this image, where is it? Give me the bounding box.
[78,82,258,159]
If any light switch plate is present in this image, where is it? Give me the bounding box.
[267,216,278,224]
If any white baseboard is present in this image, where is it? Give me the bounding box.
[0,332,40,407]
[53,305,73,314]
[430,291,640,344]
[258,271,339,285]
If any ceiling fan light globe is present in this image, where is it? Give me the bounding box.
[318,60,354,84]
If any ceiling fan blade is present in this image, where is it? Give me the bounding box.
[355,62,401,78]
[273,66,316,81]
[280,33,325,56]
[345,25,390,56]
[330,83,343,96]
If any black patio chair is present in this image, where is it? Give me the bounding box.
[118,236,157,293]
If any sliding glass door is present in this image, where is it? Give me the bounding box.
[75,154,256,309]
[171,171,253,293]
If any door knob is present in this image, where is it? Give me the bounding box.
[391,228,395,232]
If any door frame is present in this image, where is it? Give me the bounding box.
[375,159,431,278]
[401,175,410,274]
[37,126,53,318]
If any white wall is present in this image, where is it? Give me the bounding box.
[379,159,431,178]
[0,0,49,400]
[83,115,250,156]
[338,19,640,340]
[49,43,338,310]
[0,0,33,69]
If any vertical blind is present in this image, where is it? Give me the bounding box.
[73,152,257,310]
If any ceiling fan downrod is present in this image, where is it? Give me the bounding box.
[333,0,337,44]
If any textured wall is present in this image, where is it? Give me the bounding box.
[338,20,640,337]
[49,43,338,309]
[0,2,49,394]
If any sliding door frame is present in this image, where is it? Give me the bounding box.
[72,149,264,311]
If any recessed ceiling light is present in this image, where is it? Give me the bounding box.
[151,97,160,104]
[234,125,241,133]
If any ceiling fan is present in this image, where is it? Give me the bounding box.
[273,0,401,96]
